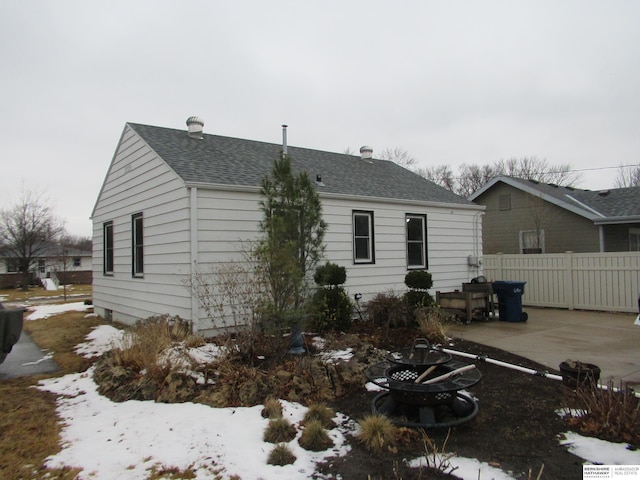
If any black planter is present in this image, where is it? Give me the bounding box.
[559,361,601,388]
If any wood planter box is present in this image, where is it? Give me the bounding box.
[436,291,493,324]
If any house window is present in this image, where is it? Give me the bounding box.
[499,194,511,211]
[630,228,640,251]
[6,259,18,273]
[38,259,45,274]
[353,211,374,263]
[103,221,114,275]
[520,229,544,254]
[73,257,81,267]
[132,213,144,277]
[406,214,428,269]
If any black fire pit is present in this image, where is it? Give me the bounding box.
[365,338,481,428]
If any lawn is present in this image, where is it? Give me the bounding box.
[1,290,639,479]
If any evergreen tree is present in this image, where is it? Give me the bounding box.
[256,154,327,322]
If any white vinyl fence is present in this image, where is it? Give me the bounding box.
[483,252,640,313]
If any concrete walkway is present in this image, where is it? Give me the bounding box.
[0,330,60,380]
[448,307,640,389]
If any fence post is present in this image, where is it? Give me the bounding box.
[564,251,574,310]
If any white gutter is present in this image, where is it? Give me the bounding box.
[184,181,485,211]
[189,186,199,332]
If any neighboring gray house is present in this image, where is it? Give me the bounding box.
[91,117,484,334]
[469,176,640,254]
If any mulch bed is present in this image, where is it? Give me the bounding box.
[318,328,585,480]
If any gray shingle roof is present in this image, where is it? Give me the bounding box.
[480,176,640,220]
[128,123,474,206]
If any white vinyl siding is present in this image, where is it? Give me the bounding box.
[92,125,484,334]
[92,126,192,325]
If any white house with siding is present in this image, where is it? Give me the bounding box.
[91,117,485,334]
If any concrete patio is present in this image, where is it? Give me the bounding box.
[447,307,640,389]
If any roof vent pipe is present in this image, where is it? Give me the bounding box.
[186,116,204,139]
[282,125,288,158]
[360,145,373,160]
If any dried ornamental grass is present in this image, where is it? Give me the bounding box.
[261,397,283,419]
[302,403,336,428]
[263,418,297,444]
[267,443,297,466]
[298,419,333,451]
[357,414,397,452]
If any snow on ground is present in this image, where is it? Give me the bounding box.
[29,302,640,479]
[25,301,92,320]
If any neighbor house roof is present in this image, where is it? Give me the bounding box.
[127,123,476,207]
[469,176,640,225]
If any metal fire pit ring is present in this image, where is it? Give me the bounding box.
[385,338,452,369]
[373,360,482,406]
[372,390,479,429]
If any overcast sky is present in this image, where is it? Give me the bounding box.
[2,1,639,237]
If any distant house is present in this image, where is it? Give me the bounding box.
[469,176,640,254]
[0,245,92,288]
[91,117,484,334]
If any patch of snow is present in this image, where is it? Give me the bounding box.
[74,325,125,358]
[318,348,353,364]
[559,431,640,465]
[38,369,351,480]
[408,455,517,480]
[26,302,92,320]
[42,278,57,291]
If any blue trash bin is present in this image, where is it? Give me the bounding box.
[492,281,528,322]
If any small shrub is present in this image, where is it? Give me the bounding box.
[404,270,435,310]
[298,419,333,451]
[420,429,458,476]
[262,397,283,419]
[565,381,640,445]
[403,290,434,309]
[309,287,353,332]
[415,306,454,344]
[364,291,410,328]
[404,270,433,290]
[267,443,297,466]
[264,418,297,444]
[357,414,397,452]
[302,403,336,429]
[110,315,198,382]
[314,262,347,287]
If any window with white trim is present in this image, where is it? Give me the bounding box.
[353,211,374,263]
[630,228,640,251]
[519,229,544,254]
[103,221,114,275]
[406,214,428,269]
[132,213,144,277]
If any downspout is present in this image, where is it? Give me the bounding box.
[190,187,199,333]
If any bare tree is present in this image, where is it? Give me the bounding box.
[417,164,456,192]
[495,157,582,186]
[455,164,499,198]
[378,147,417,170]
[0,187,64,290]
[418,157,582,197]
[614,164,640,188]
